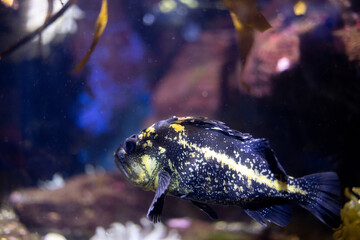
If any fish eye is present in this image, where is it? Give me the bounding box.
[125,136,137,154]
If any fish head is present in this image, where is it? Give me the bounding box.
[114,133,158,190]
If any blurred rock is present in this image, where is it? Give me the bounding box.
[9,172,154,233]
[240,3,360,98]
[148,30,236,124]
[333,24,360,63]
[147,5,360,122]
[8,171,235,234]
[239,22,300,97]
[239,9,341,98]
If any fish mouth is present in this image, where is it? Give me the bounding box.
[114,148,130,178]
[114,158,129,178]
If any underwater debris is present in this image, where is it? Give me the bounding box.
[333,187,360,240]
[42,232,67,240]
[84,164,106,175]
[214,220,265,234]
[166,218,192,229]
[38,173,65,190]
[90,218,181,240]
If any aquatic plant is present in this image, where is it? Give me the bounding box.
[90,218,181,240]
[0,0,106,69]
[333,187,360,240]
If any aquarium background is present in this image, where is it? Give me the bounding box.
[0,0,359,239]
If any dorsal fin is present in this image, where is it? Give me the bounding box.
[248,138,287,178]
[168,116,252,141]
[168,116,287,179]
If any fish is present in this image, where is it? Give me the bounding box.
[114,116,340,227]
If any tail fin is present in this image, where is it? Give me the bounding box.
[297,172,341,228]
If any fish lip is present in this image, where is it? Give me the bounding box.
[115,158,129,178]
[114,148,130,178]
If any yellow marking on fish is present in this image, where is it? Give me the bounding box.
[138,132,147,139]
[168,159,175,172]
[173,116,194,123]
[168,179,180,192]
[141,154,157,175]
[142,140,153,148]
[234,184,244,192]
[146,124,155,133]
[194,164,199,171]
[131,164,148,186]
[170,123,185,133]
[166,166,185,193]
[138,125,156,140]
[247,179,252,189]
[153,174,159,189]
[177,138,307,195]
[204,151,211,160]
[158,146,166,154]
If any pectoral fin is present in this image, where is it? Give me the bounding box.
[190,200,218,220]
[147,171,171,223]
[180,193,218,220]
[249,139,288,181]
